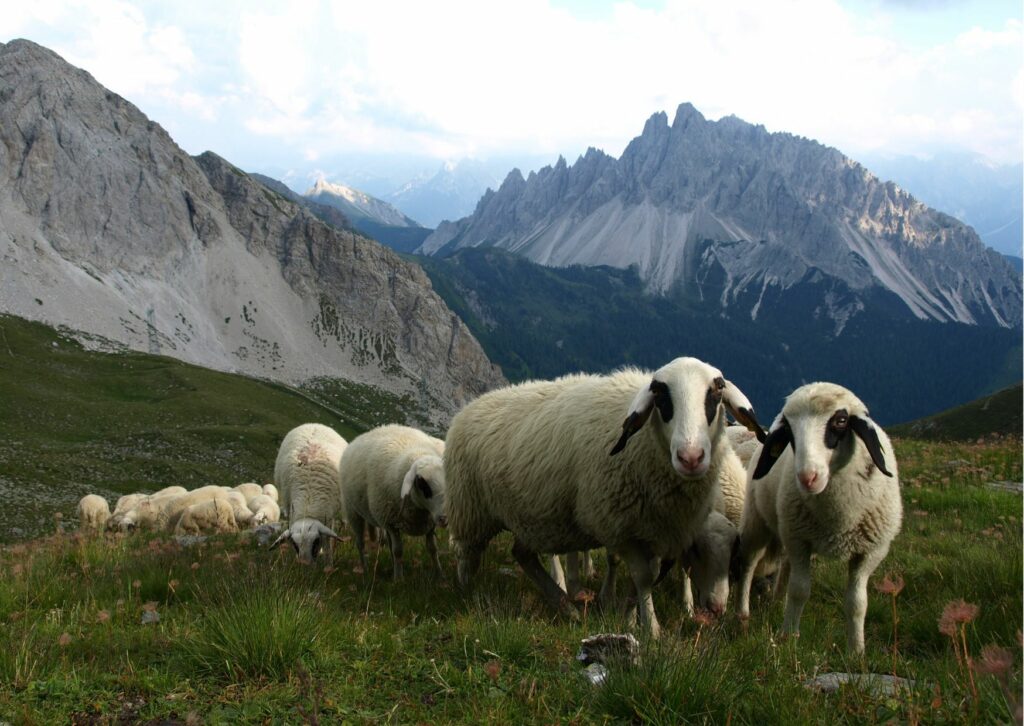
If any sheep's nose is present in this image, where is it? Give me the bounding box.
[797,470,818,490]
[676,447,705,471]
[708,602,725,616]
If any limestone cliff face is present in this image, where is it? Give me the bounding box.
[421,104,1021,329]
[0,39,503,422]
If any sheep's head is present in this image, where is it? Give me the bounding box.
[269,517,342,564]
[610,357,765,479]
[752,382,893,494]
[684,511,736,616]
[401,455,447,528]
[262,484,279,503]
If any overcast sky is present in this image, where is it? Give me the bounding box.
[4,0,1022,187]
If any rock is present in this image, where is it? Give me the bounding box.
[174,534,208,548]
[577,633,641,666]
[987,481,1023,493]
[804,672,917,697]
[581,663,609,686]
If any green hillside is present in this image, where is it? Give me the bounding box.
[889,384,1023,441]
[0,315,410,541]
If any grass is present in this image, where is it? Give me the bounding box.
[888,384,1023,441]
[0,435,1019,724]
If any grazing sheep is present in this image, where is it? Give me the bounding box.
[338,424,447,579]
[262,483,279,503]
[174,498,239,535]
[76,494,110,530]
[233,482,264,503]
[223,490,255,527]
[736,382,902,654]
[445,357,764,637]
[123,486,226,532]
[106,493,146,531]
[270,423,347,564]
[151,486,187,498]
[247,494,281,526]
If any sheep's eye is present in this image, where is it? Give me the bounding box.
[704,384,723,424]
[824,409,849,449]
[713,376,726,391]
[649,380,673,422]
[830,410,849,430]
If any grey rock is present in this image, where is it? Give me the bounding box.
[420,103,1021,331]
[577,632,641,666]
[804,672,917,697]
[0,40,504,424]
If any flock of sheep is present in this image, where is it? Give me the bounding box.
[77,355,903,654]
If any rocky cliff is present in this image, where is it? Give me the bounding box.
[421,104,1021,330]
[0,39,503,423]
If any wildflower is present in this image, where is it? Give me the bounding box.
[12,563,23,576]
[938,599,978,636]
[132,579,141,589]
[191,562,200,571]
[58,632,72,647]
[322,566,336,575]
[976,645,1013,677]
[352,565,364,575]
[692,610,716,627]
[96,610,111,623]
[142,601,159,612]
[168,579,179,592]
[483,660,501,681]
[875,573,905,596]
[573,589,596,605]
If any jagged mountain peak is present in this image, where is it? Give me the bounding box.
[419,103,1021,330]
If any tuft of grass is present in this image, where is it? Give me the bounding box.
[178,579,325,682]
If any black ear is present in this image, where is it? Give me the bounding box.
[849,416,893,477]
[610,380,665,455]
[752,424,792,480]
[415,475,434,499]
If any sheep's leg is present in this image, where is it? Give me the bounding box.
[511,539,577,620]
[845,545,888,655]
[549,555,568,593]
[598,551,618,607]
[582,550,596,580]
[620,543,660,639]
[386,527,404,581]
[781,543,812,639]
[565,552,582,598]
[737,511,773,619]
[350,514,367,572]
[455,540,485,589]
[425,529,443,579]
[680,568,695,616]
[773,558,791,600]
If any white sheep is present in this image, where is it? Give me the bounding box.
[736,382,902,654]
[269,423,347,564]
[222,490,255,527]
[106,493,146,531]
[338,424,447,580]
[445,357,765,637]
[262,483,279,503]
[233,482,264,502]
[124,486,226,532]
[174,498,239,535]
[76,494,110,530]
[247,494,281,526]
[152,485,188,498]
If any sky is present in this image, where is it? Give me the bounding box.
[3,0,1022,190]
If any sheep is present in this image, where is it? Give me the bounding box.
[269,423,347,564]
[338,424,447,580]
[233,482,264,502]
[726,425,759,470]
[152,485,187,498]
[262,483,279,503]
[247,494,281,526]
[174,498,239,535]
[124,486,227,532]
[736,382,902,654]
[76,494,110,530]
[222,490,255,527]
[445,357,765,637]
[106,493,146,531]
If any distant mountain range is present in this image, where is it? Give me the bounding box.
[0,39,503,424]
[385,159,504,228]
[420,104,1021,333]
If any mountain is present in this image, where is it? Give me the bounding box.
[419,247,1022,425]
[420,103,1021,332]
[888,383,1022,442]
[0,39,503,424]
[386,159,504,228]
[857,152,1023,259]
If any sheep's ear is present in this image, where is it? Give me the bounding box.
[653,558,675,587]
[610,380,667,455]
[720,379,766,443]
[849,416,893,477]
[752,423,792,480]
[269,529,291,549]
[316,523,344,541]
[401,464,419,498]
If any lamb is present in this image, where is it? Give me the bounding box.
[247,494,281,526]
[76,494,110,530]
[125,486,227,532]
[174,498,239,535]
[338,424,447,579]
[262,483,279,503]
[445,357,765,637]
[736,382,902,654]
[222,490,255,527]
[269,423,347,564]
[152,486,187,498]
[106,493,146,531]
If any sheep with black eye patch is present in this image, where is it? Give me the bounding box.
[444,357,766,638]
[736,382,902,654]
[338,424,447,580]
